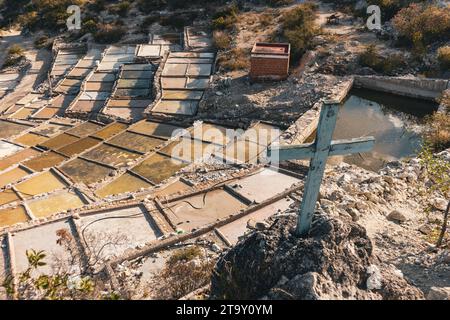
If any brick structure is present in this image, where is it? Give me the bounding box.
[250,43,290,82]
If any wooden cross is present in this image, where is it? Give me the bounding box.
[268,102,375,236]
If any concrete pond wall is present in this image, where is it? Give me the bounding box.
[354,76,449,102]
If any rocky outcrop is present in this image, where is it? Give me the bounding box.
[210,214,423,300]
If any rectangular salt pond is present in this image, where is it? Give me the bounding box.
[106,99,152,108]
[77,206,162,262]
[0,167,30,188]
[60,158,113,185]
[95,173,152,198]
[13,133,49,147]
[152,100,198,116]
[39,133,79,150]
[152,180,191,198]
[117,79,150,89]
[158,138,216,162]
[0,141,23,158]
[0,148,41,171]
[108,131,165,154]
[32,123,72,137]
[0,120,33,139]
[162,189,248,232]
[56,137,102,157]
[132,153,189,184]
[0,206,29,228]
[83,144,142,167]
[85,82,115,91]
[66,122,104,137]
[129,121,184,139]
[31,107,60,119]
[89,73,117,82]
[220,140,266,164]
[0,189,21,206]
[243,122,281,146]
[11,219,77,274]
[121,70,154,79]
[70,100,105,113]
[114,89,150,97]
[27,191,85,218]
[10,107,36,119]
[103,108,144,121]
[23,151,67,172]
[15,171,67,198]
[162,90,204,100]
[191,123,234,145]
[92,122,128,140]
[226,169,299,203]
[217,198,294,245]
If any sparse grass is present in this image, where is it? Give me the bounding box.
[423,111,450,151]
[359,45,406,74]
[212,4,239,31]
[213,30,232,50]
[392,3,450,50]
[152,246,215,299]
[259,13,275,28]
[93,24,126,44]
[167,246,202,265]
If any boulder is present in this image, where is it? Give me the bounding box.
[387,210,408,223]
[210,215,423,300]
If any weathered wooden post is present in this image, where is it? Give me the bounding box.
[268,87,375,236]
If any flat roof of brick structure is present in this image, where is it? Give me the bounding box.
[251,43,290,56]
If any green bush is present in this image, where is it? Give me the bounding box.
[281,3,319,63]
[34,35,50,49]
[359,45,405,74]
[392,3,450,50]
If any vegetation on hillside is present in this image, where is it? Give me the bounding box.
[279,3,320,64]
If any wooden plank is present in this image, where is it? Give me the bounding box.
[297,104,339,235]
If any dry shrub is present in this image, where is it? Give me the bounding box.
[152,246,216,299]
[280,3,320,63]
[437,46,450,71]
[213,30,232,50]
[217,48,250,72]
[392,4,450,49]
[359,45,405,74]
[424,111,450,151]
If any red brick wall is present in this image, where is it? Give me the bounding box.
[250,56,289,81]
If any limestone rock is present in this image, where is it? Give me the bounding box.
[427,287,450,300]
[387,210,408,223]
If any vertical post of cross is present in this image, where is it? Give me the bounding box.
[297,103,339,236]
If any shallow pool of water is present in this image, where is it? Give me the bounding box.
[309,89,439,171]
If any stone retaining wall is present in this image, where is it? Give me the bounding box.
[354,76,449,101]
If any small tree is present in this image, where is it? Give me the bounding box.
[419,144,450,247]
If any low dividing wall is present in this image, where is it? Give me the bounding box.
[354,76,449,101]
